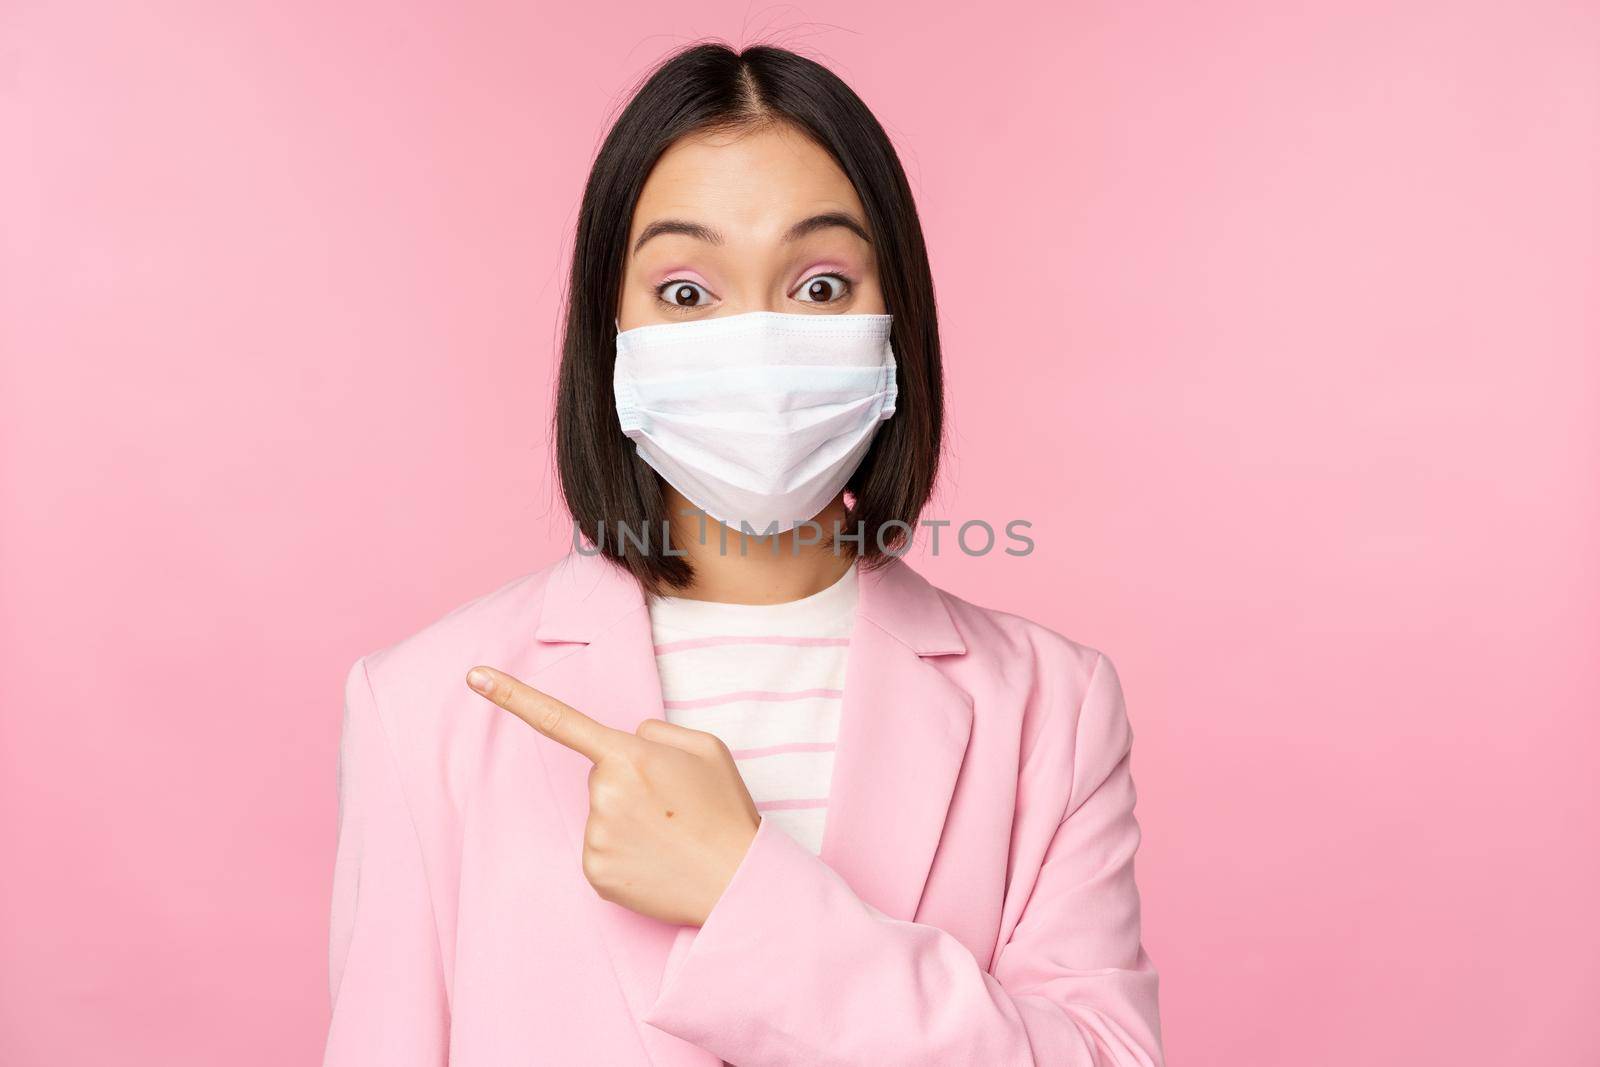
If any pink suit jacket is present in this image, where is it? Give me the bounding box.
[324,549,1165,1066]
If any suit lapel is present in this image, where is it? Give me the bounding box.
[522,552,688,1057]
[820,556,972,921]
[523,549,972,1039]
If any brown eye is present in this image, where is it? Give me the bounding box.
[794,273,850,304]
[657,280,711,308]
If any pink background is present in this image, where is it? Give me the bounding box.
[3,2,1597,1064]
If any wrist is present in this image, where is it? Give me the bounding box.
[697,813,761,926]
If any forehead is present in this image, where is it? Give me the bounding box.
[630,124,865,241]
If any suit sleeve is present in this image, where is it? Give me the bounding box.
[641,651,1164,1066]
[323,657,451,1066]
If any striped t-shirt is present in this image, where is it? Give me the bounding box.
[646,561,858,855]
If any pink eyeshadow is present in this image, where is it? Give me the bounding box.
[796,260,857,278]
[650,266,711,286]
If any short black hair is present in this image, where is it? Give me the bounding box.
[554,41,944,594]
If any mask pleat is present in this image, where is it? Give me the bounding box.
[611,311,899,532]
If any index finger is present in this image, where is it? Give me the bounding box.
[466,665,620,763]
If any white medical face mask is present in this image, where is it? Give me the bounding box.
[613,311,898,534]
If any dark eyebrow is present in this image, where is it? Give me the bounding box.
[632,218,723,255]
[782,211,873,246]
[631,212,872,255]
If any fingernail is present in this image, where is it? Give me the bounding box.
[467,668,494,694]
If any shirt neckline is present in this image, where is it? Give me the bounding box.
[647,561,860,636]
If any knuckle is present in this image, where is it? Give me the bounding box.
[601,741,648,782]
[588,772,620,810]
[538,701,562,734]
[624,744,654,776]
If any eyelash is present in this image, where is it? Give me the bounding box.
[652,271,856,314]
[653,280,713,316]
[794,272,855,304]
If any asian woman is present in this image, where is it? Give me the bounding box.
[324,41,1165,1066]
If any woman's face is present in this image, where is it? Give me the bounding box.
[618,122,885,330]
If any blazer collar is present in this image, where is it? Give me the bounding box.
[521,545,972,1064]
[534,546,966,657]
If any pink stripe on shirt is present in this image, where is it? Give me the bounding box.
[730,740,838,760]
[754,797,831,812]
[661,688,844,711]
